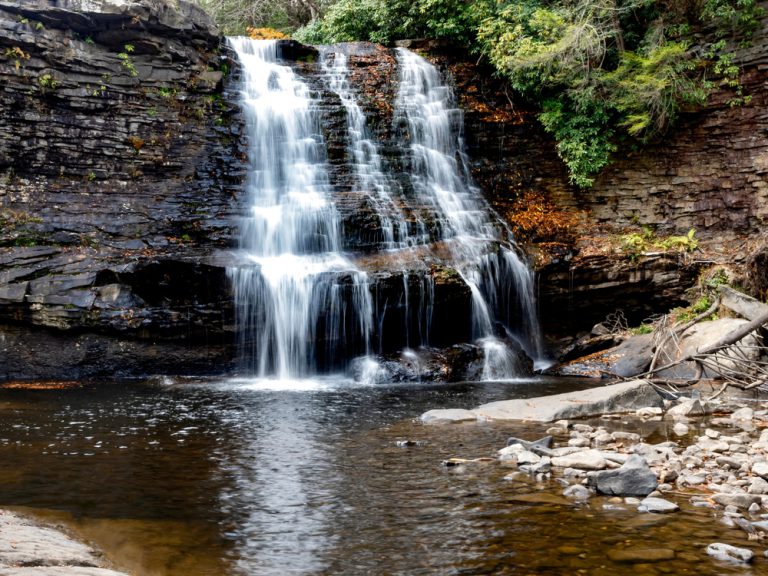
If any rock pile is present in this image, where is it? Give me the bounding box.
[480,392,768,565]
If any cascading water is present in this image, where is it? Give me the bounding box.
[227,39,546,381]
[321,49,435,354]
[321,51,416,250]
[394,48,546,375]
[227,38,373,380]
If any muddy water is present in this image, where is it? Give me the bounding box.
[0,378,763,575]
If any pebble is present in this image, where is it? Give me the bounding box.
[715,456,743,470]
[568,437,591,448]
[705,428,720,439]
[697,437,730,452]
[706,542,754,563]
[752,461,768,478]
[748,477,768,495]
[672,422,689,436]
[516,450,542,465]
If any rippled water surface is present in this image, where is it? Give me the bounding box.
[0,378,762,575]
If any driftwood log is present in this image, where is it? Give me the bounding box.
[622,297,768,400]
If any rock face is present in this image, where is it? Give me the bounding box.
[0,9,529,379]
[2,2,767,378]
[0,0,244,378]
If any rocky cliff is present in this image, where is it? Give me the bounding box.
[0,0,244,378]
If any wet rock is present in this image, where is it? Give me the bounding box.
[521,457,552,475]
[706,543,754,564]
[472,379,663,422]
[551,449,608,471]
[505,435,553,454]
[638,497,679,513]
[563,484,591,501]
[508,493,572,506]
[607,548,675,563]
[0,509,128,574]
[421,409,477,424]
[673,422,690,436]
[588,455,658,497]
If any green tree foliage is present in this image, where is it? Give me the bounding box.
[199,0,764,186]
[192,0,332,35]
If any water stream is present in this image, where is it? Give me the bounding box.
[0,379,757,576]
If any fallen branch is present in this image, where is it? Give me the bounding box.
[625,308,768,395]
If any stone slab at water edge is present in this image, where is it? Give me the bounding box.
[0,510,128,575]
[420,379,663,423]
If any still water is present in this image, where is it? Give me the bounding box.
[0,378,761,575]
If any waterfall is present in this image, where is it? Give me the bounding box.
[394,48,545,374]
[226,39,546,381]
[322,49,434,353]
[321,51,417,249]
[227,38,373,379]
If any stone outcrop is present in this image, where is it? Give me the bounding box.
[420,379,663,423]
[0,0,246,378]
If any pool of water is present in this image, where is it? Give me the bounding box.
[0,377,761,575]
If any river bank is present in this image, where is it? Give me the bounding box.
[0,509,128,576]
[419,379,768,569]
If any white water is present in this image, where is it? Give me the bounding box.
[227,38,373,379]
[226,40,546,381]
[395,48,546,376]
[322,51,418,249]
[322,50,435,352]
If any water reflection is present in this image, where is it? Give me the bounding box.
[214,386,337,574]
[0,378,760,575]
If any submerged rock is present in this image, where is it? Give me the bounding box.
[706,543,754,564]
[607,548,675,563]
[0,509,128,574]
[638,497,679,513]
[421,408,477,424]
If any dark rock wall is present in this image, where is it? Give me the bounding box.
[0,0,245,379]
